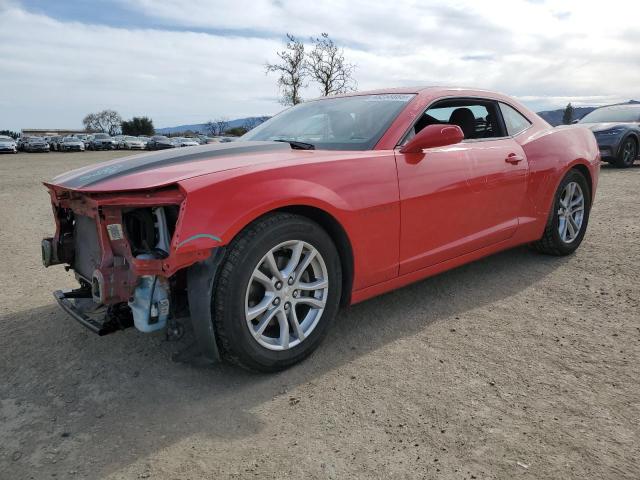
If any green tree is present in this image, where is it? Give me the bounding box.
[226,127,248,137]
[121,116,155,136]
[562,103,574,125]
[0,130,19,139]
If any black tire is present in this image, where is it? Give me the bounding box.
[213,213,342,372]
[612,136,637,168]
[531,169,591,256]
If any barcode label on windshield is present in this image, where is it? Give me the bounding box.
[364,94,414,102]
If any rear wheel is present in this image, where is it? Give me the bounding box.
[531,169,591,256]
[613,137,637,168]
[213,213,342,372]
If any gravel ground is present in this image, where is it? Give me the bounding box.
[1,151,639,480]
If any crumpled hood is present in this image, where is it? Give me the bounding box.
[47,141,294,192]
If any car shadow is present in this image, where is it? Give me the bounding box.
[600,160,640,171]
[1,245,568,477]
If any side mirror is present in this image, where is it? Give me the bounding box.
[399,124,464,154]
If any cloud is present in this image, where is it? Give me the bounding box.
[0,0,638,130]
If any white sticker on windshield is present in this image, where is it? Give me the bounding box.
[364,94,415,102]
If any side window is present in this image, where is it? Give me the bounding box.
[499,103,531,136]
[406,98,506,143]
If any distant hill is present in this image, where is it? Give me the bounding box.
[156,116,270,135]
[537,100,640,126]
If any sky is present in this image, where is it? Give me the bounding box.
[0,0,638,131]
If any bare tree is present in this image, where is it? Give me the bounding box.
[204,120,217,137]
[243,117,260,131]
[215,117,229,135]
[306,33,356,96]
[204,118,230,136]
[242,116,269,131]
[266,34,307,106]
[83,110,122,135]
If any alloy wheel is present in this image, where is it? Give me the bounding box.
[622,140,637,165]
[244,240,329,351]
[557,181,585,243]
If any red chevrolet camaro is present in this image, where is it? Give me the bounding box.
[42,87,600,371]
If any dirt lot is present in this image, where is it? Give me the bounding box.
[1,151,639,480]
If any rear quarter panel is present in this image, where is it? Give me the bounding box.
[517,125,600,238]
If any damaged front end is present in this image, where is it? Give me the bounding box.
[42,184,222,363]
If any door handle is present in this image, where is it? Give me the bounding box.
[505,153,524,164]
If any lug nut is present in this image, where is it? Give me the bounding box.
[292,290,299,298]
[284,302,291,311]
[288,276,295,285]
[275,281,283,290]
[273,297,281,306]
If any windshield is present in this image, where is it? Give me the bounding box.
[580,105,640,123]
[94,134,110,139]
[242,94,415,150]
[0,136,12,141]
[124,136,137,141]
[29,137,44,142]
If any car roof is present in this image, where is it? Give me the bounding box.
[315,86,516,103]
[595,103,640,109]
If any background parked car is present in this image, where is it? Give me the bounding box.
[59,136,85,152]
[120,136,147,150]
[89,133,117,150]
[172,137,200,147]
[146,135,175,150]
[83,134,94,149]
[17,137,27,151]
[48,136,63,151]
[0,135,18,153]
[113,135,125,148]
[577,104,640,168]
[24,137,50,152]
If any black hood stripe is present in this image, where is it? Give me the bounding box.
[52,141,290,189]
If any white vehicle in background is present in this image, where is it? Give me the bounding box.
[0,135,18,153]
[113,135,125,148]
[120,136,147,150]
[82,135,94,149]
[172,137,200,147]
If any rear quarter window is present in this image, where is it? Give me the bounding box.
[499,103,532,136]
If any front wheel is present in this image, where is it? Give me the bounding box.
[213,213,342,372]
[531,169,591,256]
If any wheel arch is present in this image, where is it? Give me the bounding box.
[569,162,593,200]
[620,131,639,155]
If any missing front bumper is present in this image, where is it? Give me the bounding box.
[53,290,132,336]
